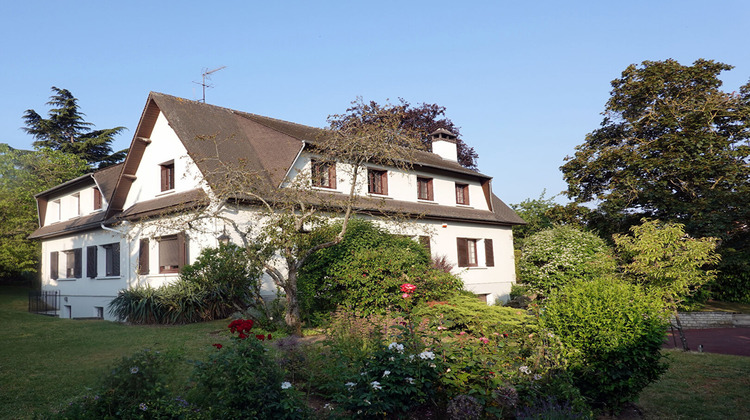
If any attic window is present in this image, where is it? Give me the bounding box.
[455,183,469,205]
[417,177,433,201]
[368,169,388,195]
[160,161,175,192]
[312,160,336,189]
[93,187,102,210]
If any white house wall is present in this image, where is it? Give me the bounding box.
[122,112,205,210]
[290,153,490,211]
[42,183,105,226]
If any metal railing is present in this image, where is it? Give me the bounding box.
[28,290,60,317]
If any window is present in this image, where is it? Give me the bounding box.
[50,251,59,280]
[484,239,494,267]
[104,243,120,277]
[93,187,102,210]
[368,169,388,195]
[160,161,175,191]
[417,177,433,201]
[95,306,104,319]
[51,199,61,222]
[138,239,150,275]
[455,183,469,205]
[456,238,478,267]
[72,193,80,216]
[311,160,336,189]
[64,248,82,278]
[86,246,98,278]
[159,233,187,274]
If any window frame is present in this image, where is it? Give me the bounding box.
[311,159,336,189]
[417,177,434,201]
[456,238,478,268]
[455,183,470,205]
[158,233,187,274]
[93,187,102,211]
[63,248,82,278]
[160,160,175,192]
[103,242,120,277]
[367,169,388,195]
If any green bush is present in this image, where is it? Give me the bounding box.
[299,219,462,317]
[413,293,529,336]
[190,338,307,419]
[109,244,264,324]
[518,225,616,297]
[541,277,669,412]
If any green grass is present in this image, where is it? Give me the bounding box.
[638,350,750,419]
[3,286,750,420]
[698,300,750,314]
[0,286,231,420]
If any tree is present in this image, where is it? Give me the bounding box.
[510,191,556,245]
[349,99,478,170]
[561,59,750,242]
[614,219,720,351]
[0,145,89,280]
[23,87,127,168]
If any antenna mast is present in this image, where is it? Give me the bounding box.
[194,66,226,103]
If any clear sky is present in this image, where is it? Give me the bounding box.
[1,1,749,206]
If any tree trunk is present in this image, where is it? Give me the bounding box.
[673,311,690,352]
[284,266,303,336]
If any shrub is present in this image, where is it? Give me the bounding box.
[413,293,529,336]
[518,225,616,297]
[109,244,264,324]
[541,276,669,412]
[299,219,462,317]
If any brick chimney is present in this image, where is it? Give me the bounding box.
[430,128,458,162]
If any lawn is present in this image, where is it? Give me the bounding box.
[2,286,750,419]
[0,286,230,419]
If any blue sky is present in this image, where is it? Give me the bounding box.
[1,1,749,205]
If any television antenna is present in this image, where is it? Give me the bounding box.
[193,66,226,103]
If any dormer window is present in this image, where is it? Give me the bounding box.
[160,161,175,192]
[93,187,102,210]
[455,183,469,205]
[312,160,336,189]
[368,169,388,195]
[417,177,433,201]
[72,193,80,216]
[51,199,61,222]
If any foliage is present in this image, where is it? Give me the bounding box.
[614,219,720,309]
[413,293,529,336]
[190,322,307,419]
[0,145,88,279]
[46,349,193,419]
[561,59,750,244]
[517,225,616,297]
[299,219,463,317]
[542,277,669,412]
[109,244,265,324]
[23,87,127,167]
[511,191,557,244]
[333,341,442,417]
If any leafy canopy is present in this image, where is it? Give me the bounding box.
[614,219,720,309]
[561,59,750,240]
[0,145,88,278]
[23,87,127,168]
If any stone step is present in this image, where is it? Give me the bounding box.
[733,314,750,327]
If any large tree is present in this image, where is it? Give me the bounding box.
[0,145,89,280]
[23,87,127,168]
[561,59,750,241]
[353,99,479,170]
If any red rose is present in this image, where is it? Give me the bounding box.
[256,334,265,341]
[212,343,223,349]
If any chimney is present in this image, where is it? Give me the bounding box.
[430,128,458,162]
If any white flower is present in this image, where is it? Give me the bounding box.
[281,382,292,389]
[408,355,415,361]
[405,377,415,384]
[388,342,405,353]
[389,356,394,361]
[419,351,435,360]
[430,363,436,368]
[324,403,333,411]
[533,374,542,381]
[130,367,139,374]
[370,381,382,390]
[364,399,371,406]
[519,365,531,375]
[383,370,391,377]
[345,382,356,388]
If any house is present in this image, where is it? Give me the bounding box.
[29,93,525,320]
